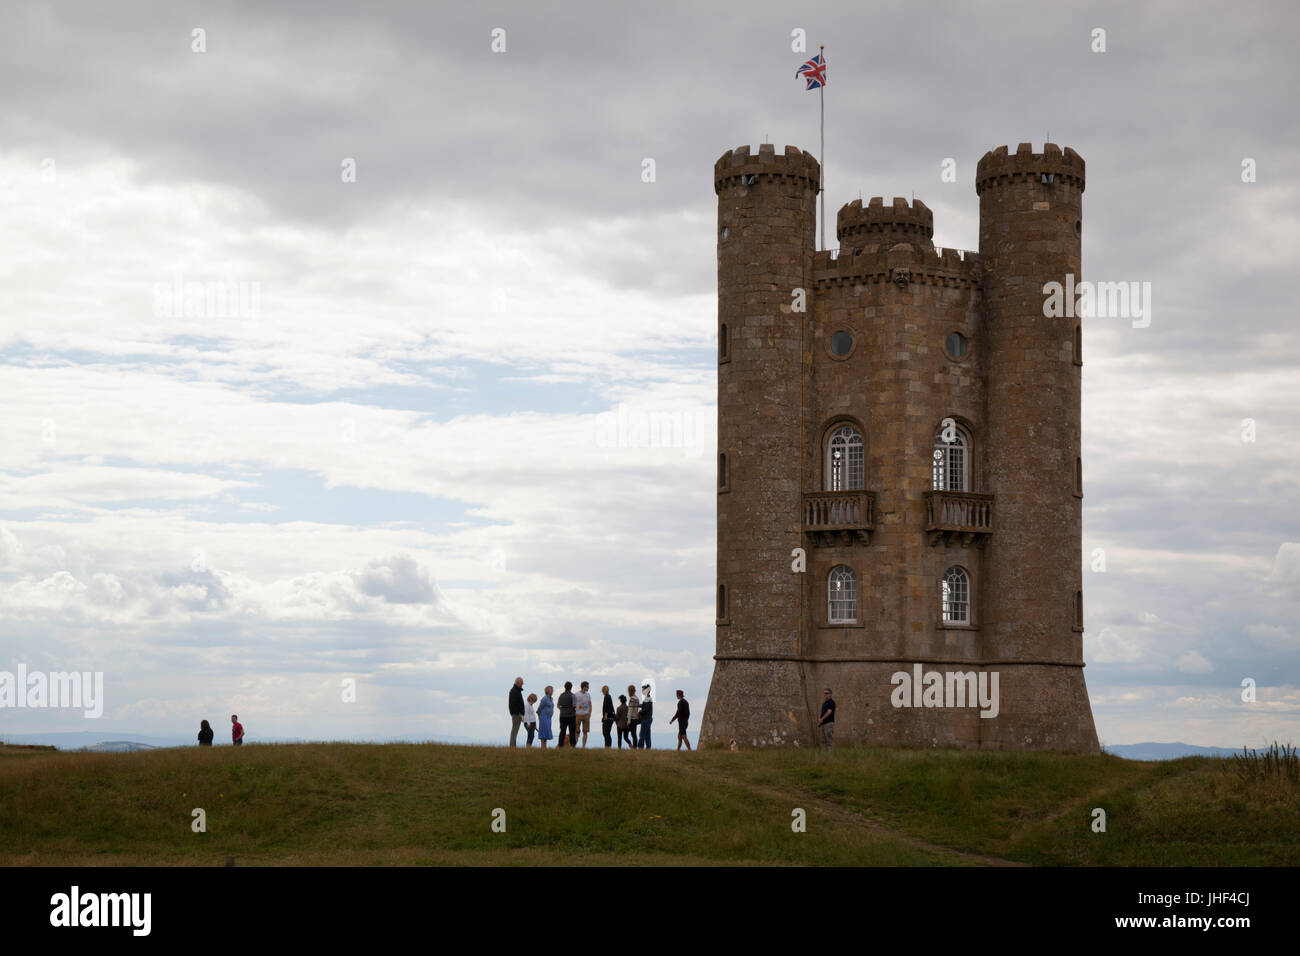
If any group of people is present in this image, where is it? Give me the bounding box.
[508,678,691,750]
[197,715,245,746]
[190,688,833,752]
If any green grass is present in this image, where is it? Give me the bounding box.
[1,742,1295,866]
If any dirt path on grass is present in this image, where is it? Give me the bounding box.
[674,760,1029,867]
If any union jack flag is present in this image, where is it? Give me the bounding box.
[796,53,826,90]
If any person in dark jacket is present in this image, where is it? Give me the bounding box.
[670,690,691,750]
[615,695,632,748]
[819,688,836,749]
[637,684,653,749]
[508,677,525,747]
[556,681,577,747]
[197,719,214,746]
[600,684,615,748]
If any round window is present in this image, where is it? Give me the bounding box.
[829,331,853,357]
[944,331,967,360]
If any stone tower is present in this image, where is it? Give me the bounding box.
[701,142,1100,753]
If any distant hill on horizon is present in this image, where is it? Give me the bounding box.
[1102,742,1245,761]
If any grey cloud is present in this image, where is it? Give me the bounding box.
[354,553,438,604]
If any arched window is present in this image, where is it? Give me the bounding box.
[932,423,968,492]
[941,566,970,624]
[828,565,857,623]
[826,425,864,491]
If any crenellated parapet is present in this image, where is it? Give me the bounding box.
[812,240,981,289]
[714,143,821,195]
[837,196,934,244]
[975,142,1085,195]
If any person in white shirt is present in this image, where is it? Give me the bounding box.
[574,681,593,748]
[523,693,538,747]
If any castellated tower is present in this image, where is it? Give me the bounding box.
[701,142,1100,753]
[709,143,819,745]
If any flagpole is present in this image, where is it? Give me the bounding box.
[819,45,825,252]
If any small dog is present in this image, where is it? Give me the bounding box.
[729,738,738,751]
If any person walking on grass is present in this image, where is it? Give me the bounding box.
[557,681,577,748]
[509,676,526,747]
[197,719,214,747]
[626,685,640,749]
[231,714,244,746]
[574,680,592,748]
[537,687,555,749]
[600,685,615,748]
[615,694,632,748]
[670,689,691,750]
[819,688,836,749]
[524,693,539,747]
[637,684,653,750]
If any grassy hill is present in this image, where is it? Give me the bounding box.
[1,741,1296,866]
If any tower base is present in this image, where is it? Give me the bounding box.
[699,659,816,748]
[700,659,1100,754]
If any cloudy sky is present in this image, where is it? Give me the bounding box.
[1,0,1297,749]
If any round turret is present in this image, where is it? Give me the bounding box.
[713,143,820,195]
[975,142,1085,194]
[976,142,1097,752]
[705,143,818,748]
[836,196,933,246]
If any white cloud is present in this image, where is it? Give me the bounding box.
[1266,542,1300,597]
[353,554,438,606]
[1087,626,1145,665]
[0,526,21,567]
[1175,651,1214,674]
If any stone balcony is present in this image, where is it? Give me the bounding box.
[924,490,994,546]
[803,491,875,545]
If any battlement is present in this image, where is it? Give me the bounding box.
[714,143,821,194]
[837,196,934,243]
[812,240,981,289]
[975,143,1085,194]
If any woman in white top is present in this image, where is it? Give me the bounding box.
[523,693,539,747]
